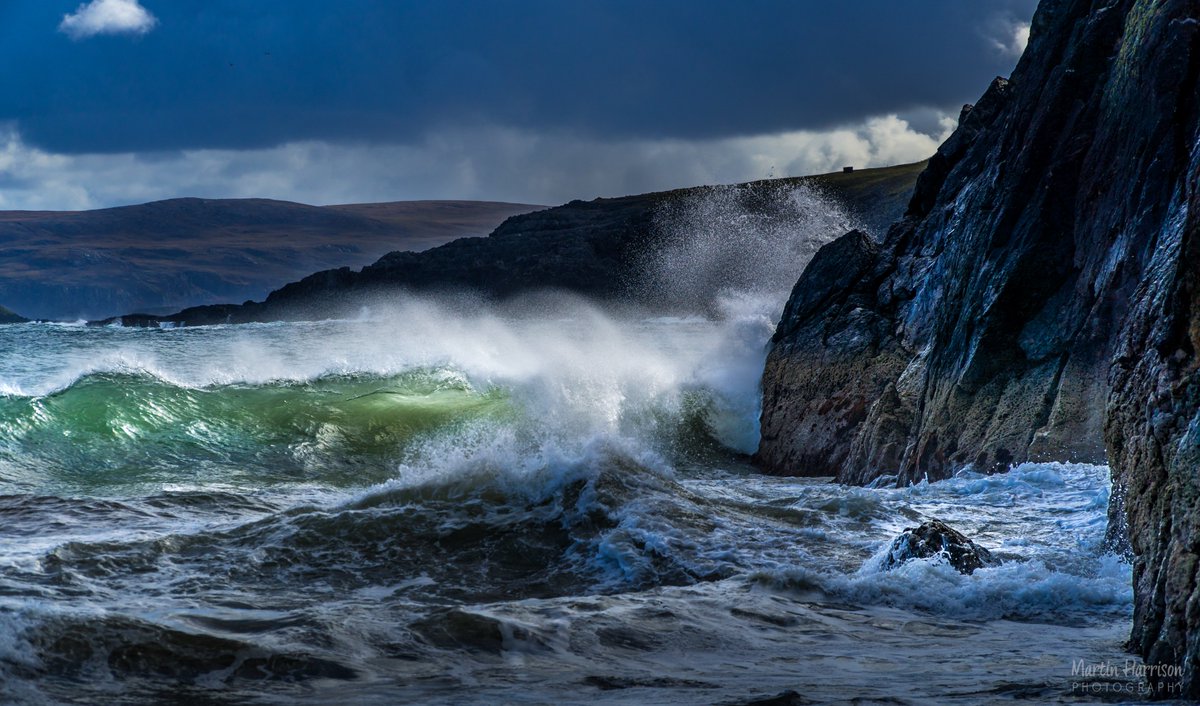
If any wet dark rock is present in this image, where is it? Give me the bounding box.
[881,520,1000,575]
[1105,16,1200,694]
[758,228,901,478]
[773,229,878,342]
[757,0,1191,484]
[757,0,1127,484]
[758,0,1200,696]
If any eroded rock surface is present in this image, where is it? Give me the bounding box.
[759,0,1200,695]
[758,0,1194,488]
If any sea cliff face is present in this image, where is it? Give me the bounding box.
[759,0,1200,695]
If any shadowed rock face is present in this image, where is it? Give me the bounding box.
[760,0,1200,695]
[1105,12,1200,695]
[759,0,1185,484]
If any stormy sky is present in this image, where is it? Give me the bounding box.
[0,0,1037,209]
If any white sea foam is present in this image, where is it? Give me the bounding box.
[0,183,1143,704]
[762,550,1132,624]
[0,297,775,459]
[0,183,855,471]
[742,462,1131,624]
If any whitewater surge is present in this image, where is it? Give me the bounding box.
[0,186,1150,704]
[0,314,1143,705]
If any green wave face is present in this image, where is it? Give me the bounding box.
[0,370,512,494]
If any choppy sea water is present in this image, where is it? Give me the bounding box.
[0,298,1154,705]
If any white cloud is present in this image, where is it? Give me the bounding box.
[0,114,953,211]
[59,0,157,40]
[1014,23,1031,53]
[990,20,1031,58]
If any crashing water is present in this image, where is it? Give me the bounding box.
[0,186,1148,704]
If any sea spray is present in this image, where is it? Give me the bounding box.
[0,184,1141,704]
[636,182,861,450]
[0,286,802,496]
[644,182,860,311]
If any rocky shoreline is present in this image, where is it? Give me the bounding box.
[757,0,1200,696]
[53,0,1200,694]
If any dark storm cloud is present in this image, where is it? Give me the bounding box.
[1,0,1037,154]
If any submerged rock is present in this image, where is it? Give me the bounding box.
[881,520,1000,575]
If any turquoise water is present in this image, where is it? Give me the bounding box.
[0,308,1146,705]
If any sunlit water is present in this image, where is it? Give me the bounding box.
[0,306,1146,705]
[0,185,1158,704]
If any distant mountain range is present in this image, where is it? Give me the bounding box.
[93,162,925,327]
[0,199,541,320]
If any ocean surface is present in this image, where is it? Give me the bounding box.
[0,188,1152,704]
[0,306,1143,705]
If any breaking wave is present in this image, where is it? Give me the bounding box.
[0,185,1136,705]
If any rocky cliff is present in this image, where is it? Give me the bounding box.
[759,0,1200,696]
[99,163,922,326]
